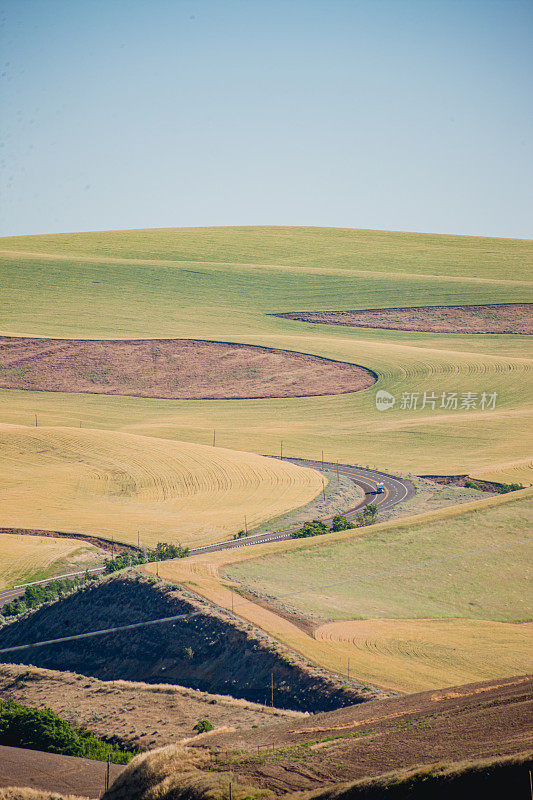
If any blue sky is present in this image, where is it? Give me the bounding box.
[1,0,532,238]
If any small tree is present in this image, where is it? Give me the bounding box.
[331,515,356,532]
[193,719,213,734]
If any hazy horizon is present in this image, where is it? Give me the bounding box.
[1,0,532,240]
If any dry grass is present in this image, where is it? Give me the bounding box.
[0,423,323,547]
[149,490,533,692]
[0,663,303,752]
[0,533,101,590]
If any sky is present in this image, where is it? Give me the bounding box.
[0,0,532,239]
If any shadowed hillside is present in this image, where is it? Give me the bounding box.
[0,575,388,712]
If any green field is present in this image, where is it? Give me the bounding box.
[226,494,533,622]
[0,226,531,482]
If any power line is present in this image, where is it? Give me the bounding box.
[0,611,201,656]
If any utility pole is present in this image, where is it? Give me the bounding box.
[35,414,37,427]
[105,756,110,791]
[280,440,283,460]
[213,430,216,447]
[322,478,326,501]
[137,530,140,548]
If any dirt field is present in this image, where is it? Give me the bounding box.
[276,303,533,334]
[0,664,303,752]
[0,743,121,798]
[105,675,533,798]
[200,675,533,791]
[0,337,375,400]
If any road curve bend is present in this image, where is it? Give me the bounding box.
[190,457,415,556]
[0,459,416,603]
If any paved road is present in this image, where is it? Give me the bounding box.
[0,460,415,601]
[0,744,124,797]
[189,457,415,556]
[0,588,24,609]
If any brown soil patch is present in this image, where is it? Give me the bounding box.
[0,337,376,400]
[420,474,505,492]
[0,743,122,798]
[196,675,533,793]
[276,303,533,334]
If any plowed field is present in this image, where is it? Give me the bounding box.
[276,303,533,334]
[314,618,533,692]
[0,337,375,400]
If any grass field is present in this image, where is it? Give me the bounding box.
[0,423,324,547]
[0,226,531,483]
[0,533,101,590]
[226,494,533,622]
[150,490,533,692]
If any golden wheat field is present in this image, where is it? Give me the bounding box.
[313,618,533,692]
[0,533,100,590]
[0,423,324,547]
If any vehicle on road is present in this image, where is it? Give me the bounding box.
[376,481,385,493]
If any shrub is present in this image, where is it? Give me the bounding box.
[496,482,524,494]
[104,542,190,574]
[193,719,213,734]
[331,515,356,532]
[464,480,479,490]
[291,519,329,539]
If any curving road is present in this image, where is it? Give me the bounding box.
[0,459,415,604]
[189,457,415,555]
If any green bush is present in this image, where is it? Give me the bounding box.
[291,519,329,539]
[193,719,214,734]
[104,542,190,573]
[331,515,356,532]
[0,699,135,763]
[496,482,524,494]
[2,574,94,617]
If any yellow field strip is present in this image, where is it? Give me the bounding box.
[0,423,325,547]
[0,532,100,590]
[145,488,532,693]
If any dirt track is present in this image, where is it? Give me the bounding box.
[0,744,123,798]
[0,337,376,399]
[276,303,533,334]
